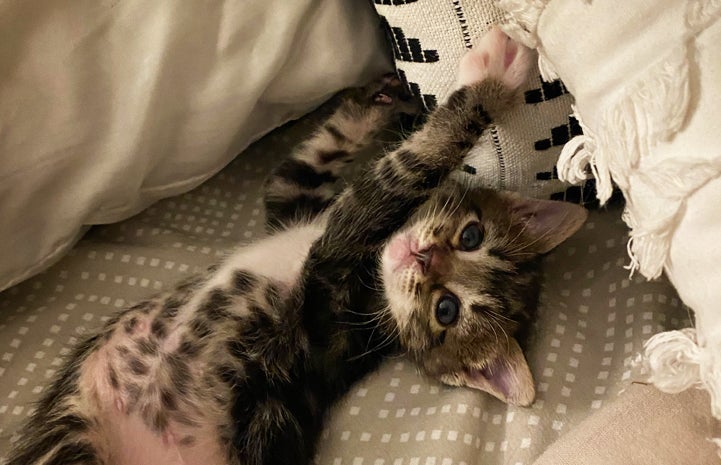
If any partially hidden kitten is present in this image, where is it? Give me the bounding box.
[6,29,587,465]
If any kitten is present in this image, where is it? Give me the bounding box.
[6,29,586,465]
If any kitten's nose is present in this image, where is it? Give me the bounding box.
[414,247,434,274]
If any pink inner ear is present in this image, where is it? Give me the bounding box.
[458,338,535,406]
[511,197,588,254]
[474,356,514,399]
[481,358,511,397]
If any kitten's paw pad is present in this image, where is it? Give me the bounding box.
[457,27,531,90]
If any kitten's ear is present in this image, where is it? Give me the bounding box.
[507,194,588,254]
[442,338,535,406]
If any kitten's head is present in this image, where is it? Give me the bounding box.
[380,183,587,406]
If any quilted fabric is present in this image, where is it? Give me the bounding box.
[0,108,696,465]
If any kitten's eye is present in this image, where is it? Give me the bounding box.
[459,222,483,251]
[435,294,460,326]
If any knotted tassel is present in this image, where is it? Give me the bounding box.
[643,328,703,393]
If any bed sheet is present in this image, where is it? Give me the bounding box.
[0,109,696,465]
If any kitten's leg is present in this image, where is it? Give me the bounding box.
[5,290,231,465]
[263,74,413,230]
[311,29,532,257]
[5,337,103,465]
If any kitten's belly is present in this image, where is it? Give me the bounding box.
[99,412,228,465]
[75,222,325,465]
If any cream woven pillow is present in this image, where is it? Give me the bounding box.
[372,0,585,202]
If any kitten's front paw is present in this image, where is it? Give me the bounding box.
[456,27,531,90]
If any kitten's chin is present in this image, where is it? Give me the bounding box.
[381,233,418,297]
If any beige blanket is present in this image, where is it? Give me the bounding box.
[0,110,716,464]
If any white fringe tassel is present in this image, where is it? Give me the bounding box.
[536,51,559,82]
[644,328,721,421]
[556,45,695,280]
[644,328,703,393]
[499,0,721,444]
[496,0,547,48]
[557,108,615,203]
[622,158,721,279]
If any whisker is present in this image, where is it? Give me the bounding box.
[347,324,398,362]
[485,308,514,323]
[487,317,499,345]
[487,314,511,347]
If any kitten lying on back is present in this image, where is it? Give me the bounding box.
[6,29,586,465]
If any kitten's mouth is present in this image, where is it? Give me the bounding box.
[385,234,435,273]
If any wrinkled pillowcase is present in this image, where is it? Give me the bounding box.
[0,0,391,291]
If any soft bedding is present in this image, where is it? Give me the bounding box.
[0,0,390,292]
[0,108,712,464]
[498,0,721,423]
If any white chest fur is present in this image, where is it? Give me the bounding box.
[214,222,326,291]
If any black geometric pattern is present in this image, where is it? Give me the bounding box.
[391,26,439,63]
[452,0,472,49]
[380,16,439,64]
[550,179,624,208]
[533,115,583,151]
[524,78,569,103]
[536,166,559,181]
[371,5,597,205]
[374,0,418,4]
[489,126,506,189]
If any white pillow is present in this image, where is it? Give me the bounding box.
[499,0,721,418]
[0,0,391,291]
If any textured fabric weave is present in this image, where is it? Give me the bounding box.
[533,386,721,465]
[371,0,585,203]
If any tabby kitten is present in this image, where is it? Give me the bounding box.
[6,29,586,465]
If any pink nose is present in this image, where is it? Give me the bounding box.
[413,247,434,274]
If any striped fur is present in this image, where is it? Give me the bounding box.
[3,34,575,465]
[263,74,416,229]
